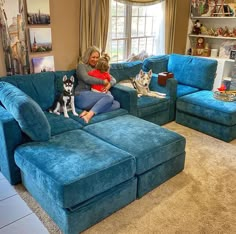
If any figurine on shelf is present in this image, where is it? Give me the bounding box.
[192,19,202,35]
[196,37,205,55]
[201,0,216,16]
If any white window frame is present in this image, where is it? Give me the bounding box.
[109,0,164,62]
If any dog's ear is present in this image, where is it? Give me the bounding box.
[70,76,74,82]
[139,69,144,76]
[148,69,152,77]
[63,75,67,82]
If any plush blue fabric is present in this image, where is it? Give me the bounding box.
[0,82,51,141]
[142,55,169,73]
[137,153,185,198]
[111,85,138,115]
[15,129,136,208]
[1,72,55,110]
[137,96,169,118]
[176,110,236,142]
[177,90,236,126]
[110,61,143,82]
[70,108,128,126]
[21,171,137,234]
[84,115,186,175]
[0,106,24,184]
[168,54,217,90]
[177,84,199,97]
[44,111,83,136]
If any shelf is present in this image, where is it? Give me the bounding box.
[188,34,236,40]
[191,17,236,19]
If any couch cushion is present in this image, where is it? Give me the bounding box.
[70,108,128,126]
[110,61,143,82]
[0,82,51,141]
[142,55,169,74]
[177,84,199,97]
[137,96,169,117]
[0,72,55,110]
[177,90,236,126]
[14,129,136,208]
[84,114,186,175]
[168,54,217,90]
[44,111,83,136]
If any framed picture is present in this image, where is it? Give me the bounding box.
[29,28,52,52]
[230,50,236,60]
[0,0,30,75]
[32,56,54,73]
[26,0,50,24]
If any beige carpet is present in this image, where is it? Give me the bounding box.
[14,122,236,234]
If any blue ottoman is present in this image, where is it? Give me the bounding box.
[84,114,186,198]
[176,90,236,142]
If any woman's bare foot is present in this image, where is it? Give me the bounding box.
[82,111,95,123]
[79,110,88,118]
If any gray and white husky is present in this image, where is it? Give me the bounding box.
[119,69,166,98]
[49,75,78,118]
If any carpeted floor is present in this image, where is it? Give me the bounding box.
[14,122,236,234]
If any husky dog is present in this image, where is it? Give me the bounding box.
[131,69,166,98]
[49,75,78,118]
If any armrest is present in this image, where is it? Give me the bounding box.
[150,74,177,100]
[111,84,138,115]
[149,74,178,121]
[0,106,23,184]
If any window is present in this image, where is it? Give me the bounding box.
[109,0,165,62]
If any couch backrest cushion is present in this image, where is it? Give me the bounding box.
[0,72,55,110]
[0,82,51,141]
[168,54,217,90]
[142,55,169,73]
[110,61,143,82]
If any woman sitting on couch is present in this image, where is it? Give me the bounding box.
[74,46,120,123]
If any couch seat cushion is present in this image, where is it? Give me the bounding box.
[177,84,199,98]
[137,96,169,117]
[44,111,83,136]
[14,129,135,209]
[177,90,236,126]
[84,114,186,175]
[70,108,128,126]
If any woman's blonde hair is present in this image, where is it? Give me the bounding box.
[82,46,100,64]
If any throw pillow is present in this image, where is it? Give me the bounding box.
[0,81,51,141]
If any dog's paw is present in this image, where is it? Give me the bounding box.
[64,114,69,118]
[73,112,79,116]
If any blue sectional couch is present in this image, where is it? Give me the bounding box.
[0,68,186,234]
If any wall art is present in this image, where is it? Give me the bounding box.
[0,0,30,75]
[29,28,52,52]
[32,55,54,73]
[26,0,50,25]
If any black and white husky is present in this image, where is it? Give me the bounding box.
[49,75,78,118]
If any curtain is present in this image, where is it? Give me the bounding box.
[165,0,177,54]
[115,0,164,6]
[78,0,110,60]
[155,1,165,55]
